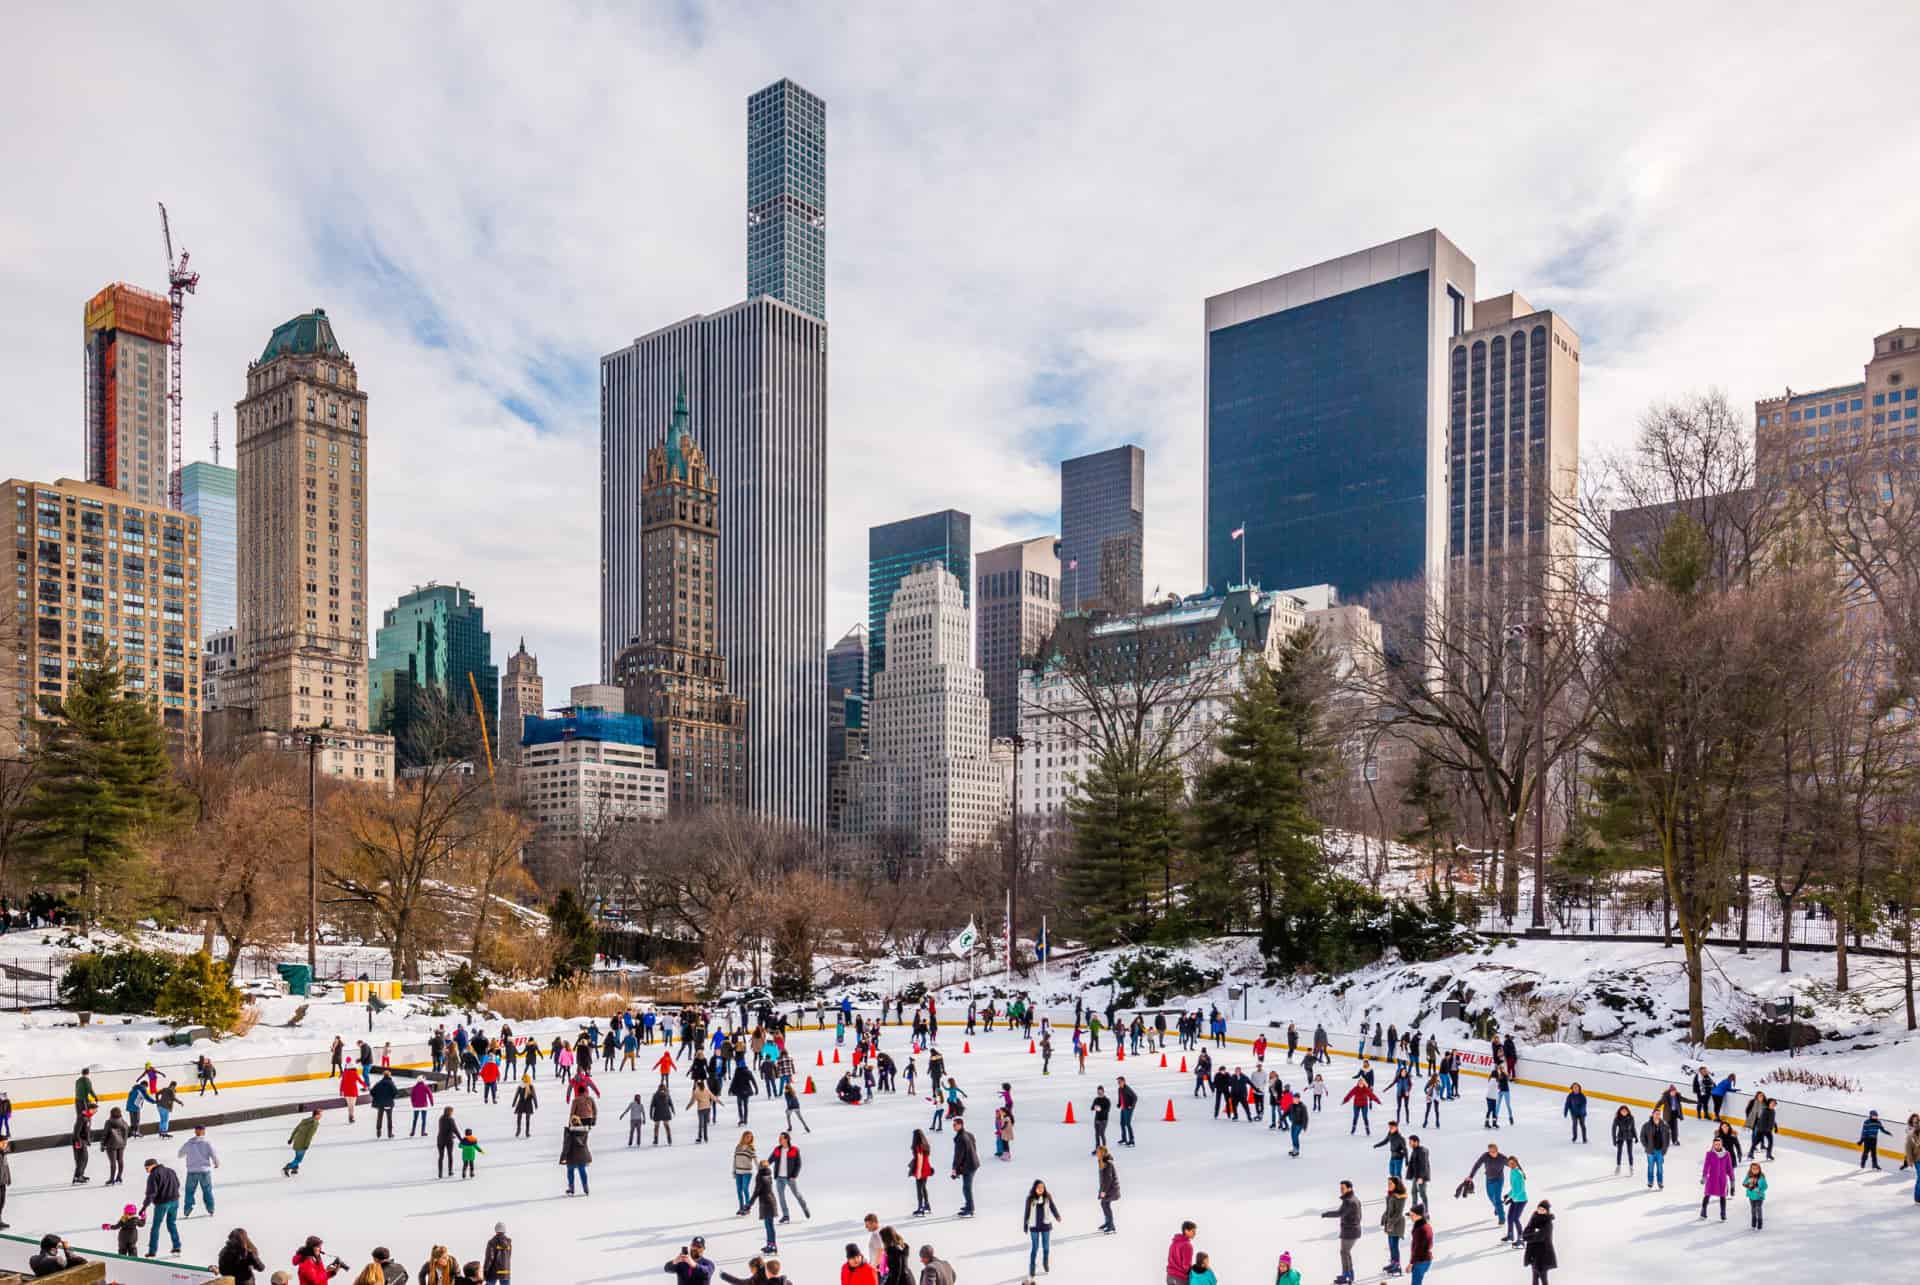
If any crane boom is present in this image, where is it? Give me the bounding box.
[158,201,199,510]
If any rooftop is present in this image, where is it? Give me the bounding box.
[259,309,346,363]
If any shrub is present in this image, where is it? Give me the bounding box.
[1105,949,1224,1007]
[485,982,638,1022]
[153,950,245,1032]
[1756,1065,1858,1093]
[448,962,489,1010]
[547,890,597,984]
[59,945,178,1014]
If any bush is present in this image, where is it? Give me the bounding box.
[59,946,179,1014]
[448,962,489,1010]
[1262,882,1474,975]
[1105,949,1224,1007]
[547,890,597,984]
[485,982,636,1022]
[153,951,245,1031]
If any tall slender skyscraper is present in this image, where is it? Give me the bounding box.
[180,460,236,637]
[616,386,747,811]
[233,308,372,732]
[868,510,970,685]
[1204,230,1474,603]
[747,78,826,320]
[498,638,543,771]
[83,284,173,507]
[1060,446,1144,613]
[975,536,1059,740]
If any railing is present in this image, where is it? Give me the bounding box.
[1469,896,1906,955]
[0,947,400,1011]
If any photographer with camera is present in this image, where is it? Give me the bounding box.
[292,1234,347,1285]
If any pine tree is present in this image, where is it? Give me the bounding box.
[1187,626,1335,942]
[1060,748,1184,946]
[1399,748,1456,890]
[19,643,189,926]
[547,889,598,983]
[154,949,245,1031]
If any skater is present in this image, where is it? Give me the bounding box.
[1701,1135,1735,1220]
[620,1093,648,1147]
[993,1105,1013,1161]
[1165,1221,1197,1285]
[1345,1076,1381,1136]
[782,1080,810,1134]
[1521,1200,1556,1285]
[689,1079,717,1143]
[1096,1146,1119,1233]
[283,1110,320,1177]
[730,1060,757,1125]
[651,1083,676,1145]
[1373,1120,1407,1178]
[1503,1156,1528,1245]
[178,1125,218,1216]
[1610,1106,1636,1171]
[1320,1179,1362,1285]
[1747,1093,1777,1161]
[950,1120,980,1217]
[1406,1133,1430,1209]
[750,1161,778,1254]
[1660,1083,1686,1143]
[139,1157,183,1257]
[1466,1143,1507,1225]
[1743,1162,1767,1229]
[370,1071,398,1138]
[917,1245,955,1285]
[410,1077,437,1137]
[909,1129,935,1216]
[104,1202,143,1255]
[1408,1208,1433,1285]
[436,1107,461,1178]
[561,1112,592,1196]
[1640,1110,1669,1189]
[339,1062,362,1124]
[1287,1091,1309,1157]
[1860,1109,1887,1169]
[1188,1252,1218,1285]
[1090,1086,1111,1152]
[195,1055,219,1096]
[72,1110,94,1184]
[1421,1074,1441,1129]
[100,1107,129,1185]
[1020,1179,1062,1277]
[1483,1070,1502,1129]
[511,1077,537,1138]
[770,1132,809,1222]
[459,1129,483,1179]
[1563,1083,1588,1143]
[1381,1177,1408,1275]
[1117,1076,1138,1146]
[733,1130,758,1214]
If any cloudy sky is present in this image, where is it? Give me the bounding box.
[7,3,1918,695]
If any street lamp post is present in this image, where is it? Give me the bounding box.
[1505,620,1552,937]
[1009,731,1024,976]
[303,720,332,972]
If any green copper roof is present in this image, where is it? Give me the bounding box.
[665,375,694,479]
[259,309,345,363]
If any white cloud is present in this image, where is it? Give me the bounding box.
[4,3,1916,698]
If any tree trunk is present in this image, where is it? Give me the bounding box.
[1905,900,1916,1031]
[1778,893,1793,975]
[1835,899,1850,993]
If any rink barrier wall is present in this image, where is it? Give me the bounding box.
[3,1042,437,1115]
[1,1228,226,1282]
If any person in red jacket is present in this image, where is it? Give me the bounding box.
[338,1066,363,1124]
[838,1243,878,1285]
[292,1235,344,1285]
[908,1129,935,1217]
[1344,1077,1383,1136]
[1409,1206,1435,1285]
[1165,1220,1196,1285]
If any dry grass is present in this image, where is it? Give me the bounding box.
[1756,1065,1860,1094]
[485,982,643,1022]
[229,1003,261,1038]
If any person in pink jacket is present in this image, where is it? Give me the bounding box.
[1165,1220,1196,1285]
[1700,1135,1735,1221]
[408,1078,436,1137]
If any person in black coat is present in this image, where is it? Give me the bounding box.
[370,1072,400,1138]
[650,1084,677,1145]
[1522,1201,1556,1283]
[1405,1135,1432,1209]
[730,1064,758,1125]
[216,1228,265,1284]
[435,1108,462,1179]
[750,1163,779,1254]
[1320,1180,1362,1284]
[949,1122,980,1217]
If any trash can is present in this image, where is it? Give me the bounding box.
[277,963,313,997]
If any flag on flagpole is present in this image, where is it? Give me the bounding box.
[1066,558,1079,570]
[1004,891,1012,975]
[1230,525,1245,540]
[949,919,979,959]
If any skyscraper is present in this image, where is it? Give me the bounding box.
[497,637,543,770]
[232,308,373,733]
[845,563,1002,851]
[180,460,236,637]
[83,283,173,508]
[615,386,747,812]
[601,297,827,829]
[1060,446,1144,613]
[975,536,1059,740]
[868,510,970,685]
[370,582,498,766]
[1445,293,1580,594]
[747,78,826,320]
[1204,230,1475,603]
[826,622,868,703]
[1754,325,1920,481]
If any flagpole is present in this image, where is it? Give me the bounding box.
[1240,519,1246,588]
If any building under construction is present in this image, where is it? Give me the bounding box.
[83,283,173,508]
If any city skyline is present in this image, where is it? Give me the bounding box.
[5,7,1916,699]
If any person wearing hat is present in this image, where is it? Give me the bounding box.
[483,1223,511,1282]
[664,1236,713,1283]
[103,1202,145,1255]
[293,1235,346,1285]
[1275,1250,1302,1285]
[139,1156,183,1257]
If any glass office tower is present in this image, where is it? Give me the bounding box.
[1203,230,1475,605]
[180,460,236,637]
[747,78,826,321]
[868,510,970,684]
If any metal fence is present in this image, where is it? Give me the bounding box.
[1470,896,1905,956]
[0,947,399,1011]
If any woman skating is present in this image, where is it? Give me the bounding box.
[1742,1162,1767,1229]
[1610,1106,1636,1172]
[1503,1156,1528,1245]
[732,1131,757,1215]
[1700,1136,1735,1220]
[1521,1200,1556,1285]
[1020,1179,1062,1277]
[1380,1176,1407,1276]
[750,1161,778,1255]
[1096,1146,1119,1234]
[909,1129,935,1216]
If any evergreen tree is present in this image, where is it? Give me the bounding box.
[20,643,189,925]
[1399,748,1456,890]
[1060,748,1184,946]
[547,888,598,983]
[154,950,245,1031]
[1187,626,1336,943]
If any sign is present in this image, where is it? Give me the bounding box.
[1449,1048,1498,1069]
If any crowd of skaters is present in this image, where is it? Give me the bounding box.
[3,993,1919,1283]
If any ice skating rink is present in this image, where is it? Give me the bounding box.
[6,1027,1913,1283]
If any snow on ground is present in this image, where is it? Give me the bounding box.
[5,1021,1915,1285]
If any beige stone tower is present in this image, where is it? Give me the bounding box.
[232,309,370,731]
[498,638,543,769]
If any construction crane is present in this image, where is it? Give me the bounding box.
[159,202,198,510]
[468,670,497,791]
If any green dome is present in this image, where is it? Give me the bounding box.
[260,308,345,363]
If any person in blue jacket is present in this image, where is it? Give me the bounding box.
[1562,1084,1588,1143]
[1711,1073,1737,1122]
[1860,1109,1887,1170]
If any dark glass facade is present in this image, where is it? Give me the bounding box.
[1206,271,1432,601]
[1060,445,1144,613]
[867,510,970,682]
[747,79,826,320]
[1448,323,1551,571]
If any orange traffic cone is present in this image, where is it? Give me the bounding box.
[1028,1040,1036,1054]
[1116,1046,1125,1062]
[1163,1099,1177,1122]
[1063,1101,1077,1124]
[816,1050,824,1066]
[832,1048,841,1064]
[803,1076,816,1094]
[963,1041,971,1054]
[1178,1056,1188,1073]
[1159,1052,1168,1068]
